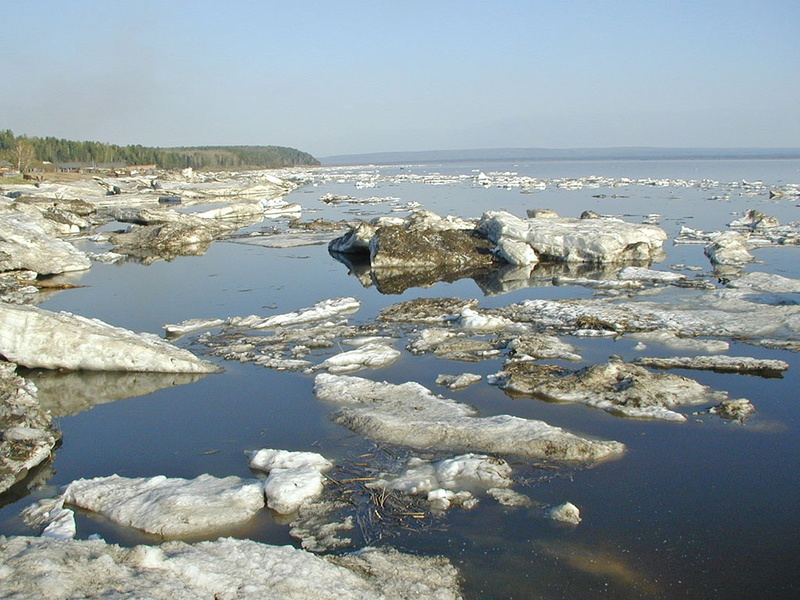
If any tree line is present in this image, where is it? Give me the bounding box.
[0,130,320,171]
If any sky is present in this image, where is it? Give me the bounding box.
[2,0,799,158]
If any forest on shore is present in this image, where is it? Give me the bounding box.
[0,130,319,171]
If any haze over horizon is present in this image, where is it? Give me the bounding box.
[3,1,798,159]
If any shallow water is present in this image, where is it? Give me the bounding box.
[2,159,800,599]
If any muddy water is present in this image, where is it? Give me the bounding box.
[2,159,799,599]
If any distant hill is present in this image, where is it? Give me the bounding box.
[322,147,800,166]
[0,130,320,170]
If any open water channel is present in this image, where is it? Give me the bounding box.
[2,159,800,599]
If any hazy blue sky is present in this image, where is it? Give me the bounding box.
[3,0,799,157]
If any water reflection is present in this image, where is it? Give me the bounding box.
[331,248,656,296]
[27,370,209,418]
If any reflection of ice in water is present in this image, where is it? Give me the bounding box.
[29,370,208,417]
[536,540,662,595]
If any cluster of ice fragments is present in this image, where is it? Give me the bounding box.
[0,536,463,600]
[675,209,800,267]
[367,453,513,512]
[0,363,60,494]
[21,448,335,543]
[277,164,799,200]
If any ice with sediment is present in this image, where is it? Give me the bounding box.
[313,373,625,461]
[507,334,582,362]
[61,474,266,537]
[0,303,222,373]
[549,501,582,525]
[491,357,735,422]
[0,362,60,494]
[368,454,513,512]
[226,297,361,329]
[0,536,464,600]
[632,355,789,375]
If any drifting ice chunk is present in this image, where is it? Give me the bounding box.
[493,357,735,422]
[163,317,226,339]
[632,355,788,375]
[0,303,222,373]
[62,474,265,537]
[436,373,482,390]
[617,266,686,282]
[704,232,753,266]
[315,342,401,373]
[549,501,581,524]
[457,307,523,332]
[227,297,360,329]
[477,210,667,265]
[314,373,625,461]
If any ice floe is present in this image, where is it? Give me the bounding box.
[315,342,401,374]
[0,536,463,600]
[477,210,667,265]
[632,355,788,376]
[436,372,483,390]
[314,373,625,461]
[0,303,222,373]
[548,501,582,525]
[227,297,361,329]
[491,356,740,422]
[62,474,266,537]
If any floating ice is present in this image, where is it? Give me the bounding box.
[0,536,463,600]
[62,474,265,537]
[492,357,737,422]
[0,303,222,373]
[632,355,788,375]
[314,342,401,373]
[477,210,667,265]
[227,297,361,329]
[549,501,582,524]
[436,373,482,390]
[314,373,625,461]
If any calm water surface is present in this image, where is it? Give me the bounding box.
[2,159,799,599]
